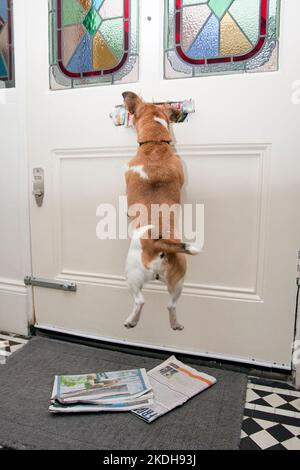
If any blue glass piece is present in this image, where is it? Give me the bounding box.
[93,0,104,10]
[0,54,7,77]
[187,13,219,59]
[0,1,8,22]
[67,32,92,73]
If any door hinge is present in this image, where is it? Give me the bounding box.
[24,276,77,292]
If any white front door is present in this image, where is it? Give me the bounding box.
[27,0,300,369]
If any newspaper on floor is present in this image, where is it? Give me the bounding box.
[132,356,217,423]
[49,396,153,413]
[49,368,153,413]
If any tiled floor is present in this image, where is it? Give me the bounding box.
[240,377,300,450]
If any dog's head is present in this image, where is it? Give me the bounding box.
[122,92,180,143]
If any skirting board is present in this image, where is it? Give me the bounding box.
[0,279,29,336]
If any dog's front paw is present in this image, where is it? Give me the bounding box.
[171,322,184,331]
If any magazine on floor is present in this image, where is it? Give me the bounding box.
[49,396,154,413]
[132,356,217,423]
[49,368,153,413]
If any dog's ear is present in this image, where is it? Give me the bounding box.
[122,91,142,115]
[163,105,181,123]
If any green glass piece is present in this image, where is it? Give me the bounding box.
[229,0,260,46]
[49,11,57,65]
[62,0,86,26]
[73,73,112,88]
[83,7,102,36]
[48,0,55,11]
[164,0,175,49]
[194,60,245,76]
[208,0,232,19]
[99,18,124,61]
[269,0,281,39]
[130,0,139,53]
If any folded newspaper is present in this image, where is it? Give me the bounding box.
[49,357,216,418]
[132,356,217,423]
[49,368,153,413]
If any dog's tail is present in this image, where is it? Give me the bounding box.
[153,239,200,255]
[132,225,200,255]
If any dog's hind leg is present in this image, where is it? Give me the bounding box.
[124,284,145,329]
[168,278,184,331]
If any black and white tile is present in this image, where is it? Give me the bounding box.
[240,377,300,450]
[0,333,28,364]
[0,333,29,450]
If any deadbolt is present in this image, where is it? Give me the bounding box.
[33,168,44,207]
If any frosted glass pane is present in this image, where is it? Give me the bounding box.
[0,0,14,88]
[49,0,139,90]
[164,0,281,79]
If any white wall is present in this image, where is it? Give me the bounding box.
[295,287,300,387]
[0,1,31,335]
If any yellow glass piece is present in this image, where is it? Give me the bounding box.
[93,31,118,70]
[79,0,92,12]
[220,12,252,57]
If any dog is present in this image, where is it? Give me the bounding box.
[123,92,199,331]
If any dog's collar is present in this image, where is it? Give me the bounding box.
[139,140,172,147]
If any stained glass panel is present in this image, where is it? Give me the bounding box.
[49,0,139,89]
[164,0,281,79]
[0,0,14,88]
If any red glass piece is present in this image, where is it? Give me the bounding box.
[207,57,231,64]
[176,46,205,65]
[233,37,265,62]
[175,11,180,44]
[176,0,182,10]
[104,52,129,75]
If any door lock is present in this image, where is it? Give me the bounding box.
[33,168,44,207]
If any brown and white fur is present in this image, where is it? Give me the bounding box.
[123,92,199,331]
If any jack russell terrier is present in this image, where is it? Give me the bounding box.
[123,92,199,331]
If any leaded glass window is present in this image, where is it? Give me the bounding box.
[49,0,139,89]
[0,0,14,88]
[164,0,280,79]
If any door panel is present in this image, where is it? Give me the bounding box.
[28,0,300,368]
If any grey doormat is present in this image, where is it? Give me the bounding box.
[0,337,247,450]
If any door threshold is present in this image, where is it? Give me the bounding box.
[32,324,293,383]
